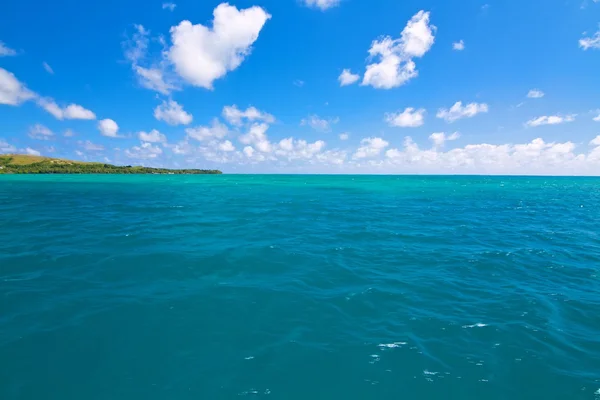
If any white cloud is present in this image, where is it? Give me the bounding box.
[154,100,193,125]
[0,68,35,105]
[0,139,17,153]
[186,119,229,141]
[315,150,347,165]
[239,123,272,153]
[139,129,167,143]
[353,137,389,159]
[452,40,465,51]
[525,114,575,127]
[126,142,163,159]
[162,2,176,11]
[81,140,104,151]
[28,124,54,140]
[436,101,489,123]
[123,25,177,95]
[37,98,96,120]
[339,69,360,86]
[0,41,16,57]
[36,98,63,118]
[64,104,96,119]
[243,146,255,158]
[579,27,600,50]
[134,66,178,95]
[339,133,349,140]
[301,115,339,132]
[124,24,149,63]
[593,111,600,122]
[385,107,425,127]
[64,129,75,137]
[218,140,235,152]
[168,3,271,89]
[170,140,195,155]
[222,105,274,126]
[429,131,460,147]
[25,148,41,156]
[381,136,597,175]
[362,11,436,89]
[133,129,600,174]
[43,62,54,74]
[275,138,326,160]
[302,0,340,10]
[98,119,120,137]
[527,89,544,98]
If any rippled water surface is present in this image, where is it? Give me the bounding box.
[1,175,600,399]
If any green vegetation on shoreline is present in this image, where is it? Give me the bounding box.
[0,154,222,175]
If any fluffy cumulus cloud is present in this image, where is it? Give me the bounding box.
[593,111,600,122]
[139,129,167,143]
[165,104,344,167]
[168,3,271,89]
[429,132,460,147]
[154,99,193,125]
[385,107,425,127]
[126,142,163,159]
[275,138,326,160]
[218,140,235,152]
[579,26,600,50]
[0,68,35,105]
[362,11,436,89]
[301,115,339,132]
[436,101,488,123]
[37,98,96,120]
[353,137,389,159]
[222,105,274,126]
[379,136,600,175]
[302,0,340,10]
[0,41,16,57]
[338,69,360,86]
[1,68,99,124]
[63,104,96,120]
[452,40,465,51]
[339,133,349,140]
[239,123,272,153]
[525,114,575,127]
[527,89,544,98]
[98,119,119,137]
[28,124,54,140]
[186,119,229,141]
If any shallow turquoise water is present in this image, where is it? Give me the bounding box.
[1,175,600,399]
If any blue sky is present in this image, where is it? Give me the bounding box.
[1,0,599,174]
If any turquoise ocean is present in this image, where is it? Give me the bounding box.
[1,175,599,399]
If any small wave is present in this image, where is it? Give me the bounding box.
[378,341,407,349]
[462,323,488,328]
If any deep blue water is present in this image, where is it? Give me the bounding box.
[1,175,600,399]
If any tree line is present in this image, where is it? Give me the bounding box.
[0,156,222,175]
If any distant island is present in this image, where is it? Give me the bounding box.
[0,154,222,175]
